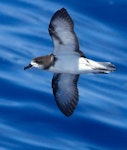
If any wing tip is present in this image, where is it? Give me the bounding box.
[56,8,67,15]
[50,7,74,28]
[63,112,74,117]
[59,8,66,12]
[56,96,79,117]
[59,105,76,117]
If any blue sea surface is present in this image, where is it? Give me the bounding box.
[0,0,127,150]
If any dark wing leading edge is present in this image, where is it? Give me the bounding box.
[48,8,80,54]
[52,73,79,117]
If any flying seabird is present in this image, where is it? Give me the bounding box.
[24,8,116,117]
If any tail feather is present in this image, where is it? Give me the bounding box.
[94,62,116,74]
[87,59,116,74]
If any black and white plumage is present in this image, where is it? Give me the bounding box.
[49,8,80,116]
[24,8,116,117]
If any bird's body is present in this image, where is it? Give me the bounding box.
[24,8,116,117]
[42,53,115,74]
[30,50,115,74]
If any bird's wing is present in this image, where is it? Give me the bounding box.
[52,73,79,116]
[49,8,79,55]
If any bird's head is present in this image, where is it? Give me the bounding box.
[24,54,55,70]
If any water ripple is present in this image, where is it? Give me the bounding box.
[0,0,127,149]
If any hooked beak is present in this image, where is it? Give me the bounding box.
[24,64,32,70]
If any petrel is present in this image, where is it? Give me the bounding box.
[24,8,116,117]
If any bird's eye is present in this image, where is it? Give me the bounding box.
[35,60,39,63]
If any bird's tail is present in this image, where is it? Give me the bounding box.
[88,59,116,74]
[96,62,116,73]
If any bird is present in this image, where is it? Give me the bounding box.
[24,8,116,117]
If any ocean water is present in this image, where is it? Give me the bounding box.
[0,0,127,150]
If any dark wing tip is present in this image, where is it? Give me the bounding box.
[60,97,79,117]
[49,8,74,29]
[53,91,79,117]
[58,8,66,12]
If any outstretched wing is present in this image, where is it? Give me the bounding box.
[52,73,79,116]
[48,8,79,54]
